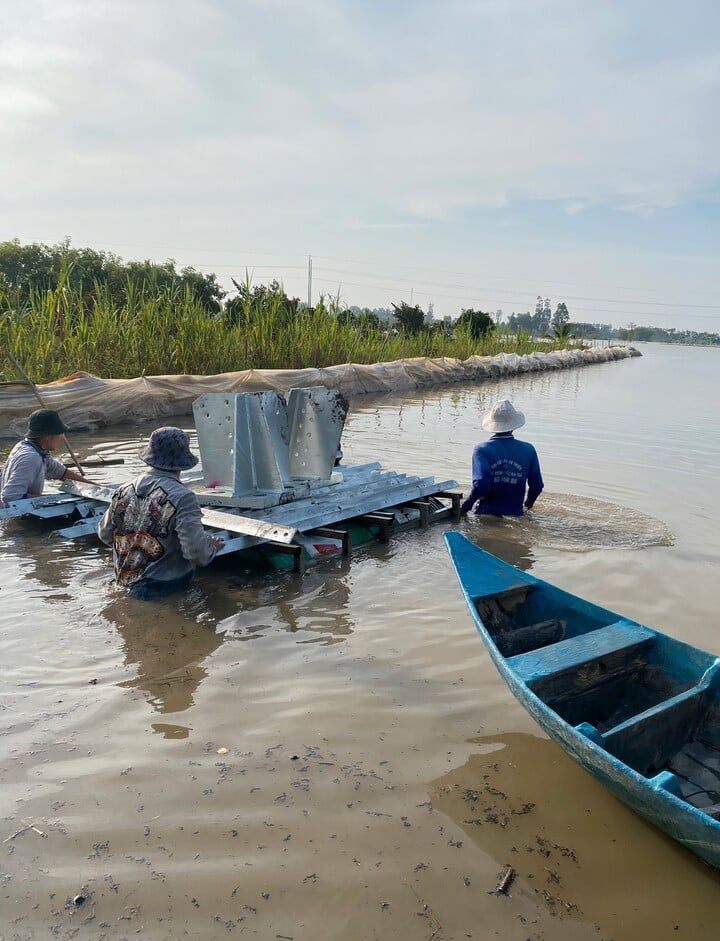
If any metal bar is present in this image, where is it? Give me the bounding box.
[56,518,102,538]
[199,507,296,544]
[0,493,82,520]
[60,480,297,543]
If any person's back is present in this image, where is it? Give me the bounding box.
[98,427,221,598]
[461,399,543,517]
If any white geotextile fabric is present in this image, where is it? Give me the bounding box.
[0,347,638,438]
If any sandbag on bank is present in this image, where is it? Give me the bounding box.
[0,346,639,438]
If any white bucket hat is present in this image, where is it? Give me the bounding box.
[481,399,525,433]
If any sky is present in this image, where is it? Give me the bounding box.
[2,0,720,332]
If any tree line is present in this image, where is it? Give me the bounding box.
[7,239,712,346]
[0,238,225,314]
[0,240,501,340]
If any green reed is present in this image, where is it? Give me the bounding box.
[0,283,572,383]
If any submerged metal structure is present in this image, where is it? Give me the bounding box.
[1,389,460,570]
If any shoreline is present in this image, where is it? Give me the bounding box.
[0,346,639,439]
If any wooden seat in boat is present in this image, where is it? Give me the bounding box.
[507,620,655,684]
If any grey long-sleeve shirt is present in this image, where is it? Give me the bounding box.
[97,470,217,586]
[0,439,68,507]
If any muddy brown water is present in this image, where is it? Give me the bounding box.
[1,343,719,939]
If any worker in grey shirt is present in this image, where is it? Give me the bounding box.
[0,408,97,507]
[98,426,223,599]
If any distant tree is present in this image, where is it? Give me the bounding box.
[336,308,357,326]
[571,321,612,339]
[372,307,395,324]
[552,301,570,327]
[357,309,381,329]
[0,238,225,313]
[531,295,551,334]
[507,311,534,333]
[455,308,494,340]
[391,301,425,335]
[225,277,299,326]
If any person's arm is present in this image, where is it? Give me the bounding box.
[460,447,492,514]
[524,449,544,510]
[175,492,223,566]
[63,468,100,486]
[97,501,115,546]
[43,455,99,487]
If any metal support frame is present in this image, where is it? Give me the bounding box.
[308,526,351,557]
[357,511,395,544]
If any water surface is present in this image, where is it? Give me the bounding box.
[1,343,719,939]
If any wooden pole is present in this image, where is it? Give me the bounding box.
[2,349,85,474]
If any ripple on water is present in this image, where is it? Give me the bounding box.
[485,491,674,552]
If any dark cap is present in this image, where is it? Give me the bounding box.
[27,409,70,438]
[140,426,199,471]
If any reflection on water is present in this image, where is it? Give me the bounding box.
[462,514,536,571]
[217,563,355,645]
[431,733,720,941]
[2,516,102,596]
[103,595,223,728]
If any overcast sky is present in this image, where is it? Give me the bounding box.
[2,0,719,330]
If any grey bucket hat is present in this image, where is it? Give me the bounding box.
[27,408,70,438]
[140,427,199,471]
[481,399,526,433]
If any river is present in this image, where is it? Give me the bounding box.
[1,342,719,940]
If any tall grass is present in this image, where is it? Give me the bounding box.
[0,282,575,383]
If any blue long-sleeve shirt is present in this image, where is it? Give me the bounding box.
[461,433,543,516]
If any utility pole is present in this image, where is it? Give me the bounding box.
[410,287,413,306]
[307,255,313,309]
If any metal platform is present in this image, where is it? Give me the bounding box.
[1,389,461,570]
[1,464,460,564]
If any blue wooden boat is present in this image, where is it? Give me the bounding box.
[445,531,720,869]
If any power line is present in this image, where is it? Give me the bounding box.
[14,236,719,320]
[312,266,720,311]
[33,236,716,302]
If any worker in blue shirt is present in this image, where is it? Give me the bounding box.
[460,399,543,517]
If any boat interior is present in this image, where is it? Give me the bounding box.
[475,582,720,820]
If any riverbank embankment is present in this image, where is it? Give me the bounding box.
[0,346,638,438]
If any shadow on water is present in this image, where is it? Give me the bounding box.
[431,732,720,941]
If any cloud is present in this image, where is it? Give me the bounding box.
[3,0,720,224]
[1,0,719,329]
